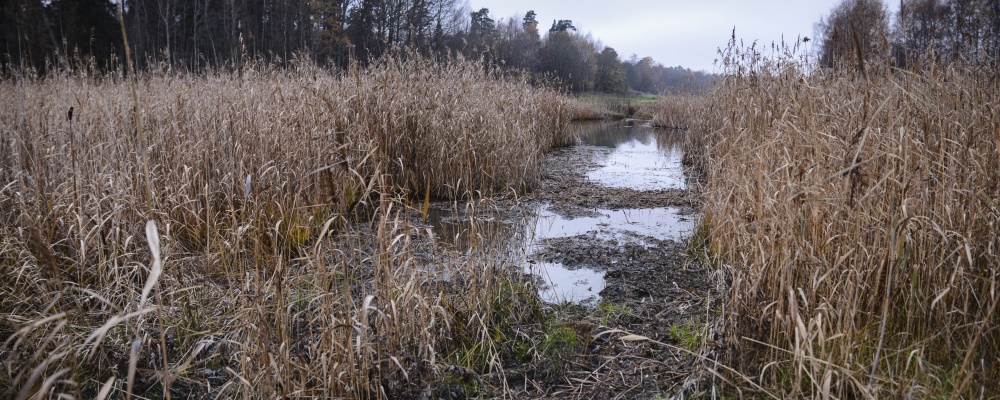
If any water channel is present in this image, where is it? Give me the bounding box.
[426,121,696,304]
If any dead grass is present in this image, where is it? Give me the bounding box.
[565,96,620,121]
[695,41,1000,397]
[646,95,704,130]
[575,92,660,120]
[0,57,575,398]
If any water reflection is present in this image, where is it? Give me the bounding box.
[581,123,687,191]
[529,261,604,304]
[534,207,694,243]
[529,205,696,304]
[424,121,695,305]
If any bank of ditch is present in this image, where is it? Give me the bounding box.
[0,54,724,398]
[680,42,1000,398]
[419,121,720,398]
[0,58,605,399]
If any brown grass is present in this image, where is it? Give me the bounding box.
[646,95,704,130]
[695,42,1000,397]
[566,98,618,121]
[0,57,573,398]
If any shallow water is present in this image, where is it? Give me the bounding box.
[581,123,687,191]
[534,206,694,244]
[529,205,695,303]
[528,261,604,304]
[427,121,694,304]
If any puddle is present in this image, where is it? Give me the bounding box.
[534,207,695,244]
[423,122,695,305]
[527,205,696,303]
[527,261,604,305]
[420,204,531,254]
[581,123,687,191]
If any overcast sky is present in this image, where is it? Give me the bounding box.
[470,0,896,72]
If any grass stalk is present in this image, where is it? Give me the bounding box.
[693,38,999,398]
[0,55,573,399]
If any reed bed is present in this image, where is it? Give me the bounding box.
[697,44,999,397]
[647,94,704,130]
[567,96,623,120]
[0,58,572,398]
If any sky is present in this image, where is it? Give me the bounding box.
[469,0,890,72]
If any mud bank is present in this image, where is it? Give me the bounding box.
[513,122,718,398]
[414,121,717,398]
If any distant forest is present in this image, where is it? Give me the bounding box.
[816,0,999,69]
[0,0,713,94]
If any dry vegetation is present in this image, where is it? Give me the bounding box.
[564,98,617,121]
[694,43,999,397]
[646,95,704,130]
[0,57,578,398]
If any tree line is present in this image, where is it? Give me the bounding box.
[817,0,1000,69]
[0,0,712,94]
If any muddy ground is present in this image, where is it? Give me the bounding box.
[529,145,699,219]
[503,138,719,399]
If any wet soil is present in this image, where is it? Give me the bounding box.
[528,145,699,219]
[414,122,719,399]
[503,124,718,399]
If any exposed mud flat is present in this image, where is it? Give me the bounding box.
[417,122,716,398]
[515,122,718,398]
[530,144,699,219]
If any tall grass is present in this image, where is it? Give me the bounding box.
[646,94,704,130]
[0,57,572,398]
[698,42,999,397]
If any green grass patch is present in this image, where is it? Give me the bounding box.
[667,319,706,352]
[596,301,635,325]
[540,324,582,367]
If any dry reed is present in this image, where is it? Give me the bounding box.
[696,41,999,397]
[647,95,704,130]
[0,57,572,398]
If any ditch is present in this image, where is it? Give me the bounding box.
[419,121,717,397]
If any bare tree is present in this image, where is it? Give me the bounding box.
[817,0,890,71]
[894,0,998,66]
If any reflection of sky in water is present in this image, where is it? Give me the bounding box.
[529,205,697,304]
[581,125,687,191]
[528,262,604,305]
[425,122,695,305]
[534,207,695,244]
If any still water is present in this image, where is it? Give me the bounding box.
[582,123,687,191]
[530,206,695,303]
[428,122,694,304]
